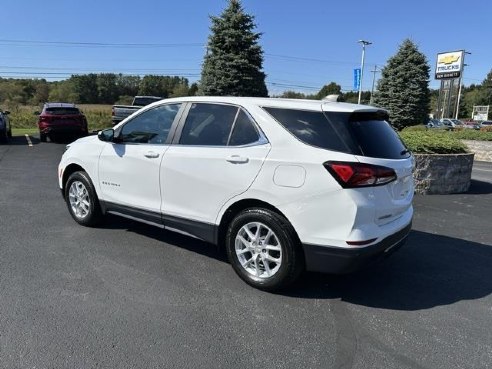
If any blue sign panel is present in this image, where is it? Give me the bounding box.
[353,68,361,91]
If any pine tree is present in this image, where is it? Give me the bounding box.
[200,0,268,97]
[373,39,430,130]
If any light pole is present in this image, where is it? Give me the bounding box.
[455,51,471,119]
[358,40,372,104]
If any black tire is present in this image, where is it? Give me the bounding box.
[0,128,7,143]
[65,171,103,227]
[226,208,304,291]
[7,127,12,138]
[39,131,47,142]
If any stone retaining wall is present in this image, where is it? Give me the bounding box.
[462,140,492,162]
[413,153,474,194]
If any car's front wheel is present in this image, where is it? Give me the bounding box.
[226,208,304,291]
[65,171,102,227]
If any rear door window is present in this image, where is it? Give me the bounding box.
[229,109,260,146]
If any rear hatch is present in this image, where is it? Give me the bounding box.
[262,105,413,227]
[321,108,413,225]
[45,107,85,127]
[43,107,85,128]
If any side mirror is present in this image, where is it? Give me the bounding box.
[98,128,115,142]
[4,111,10,115]
[34,111,40,116]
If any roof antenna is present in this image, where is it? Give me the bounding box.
[322,94,339,102]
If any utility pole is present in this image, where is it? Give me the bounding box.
[369,65,380,105]
[357,40,372,105]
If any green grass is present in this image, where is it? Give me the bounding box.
[12,128,38,136]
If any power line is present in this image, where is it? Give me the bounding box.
[0,39,204,48]
[0,65,200,73]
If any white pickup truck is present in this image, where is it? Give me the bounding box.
[111,96,162,125]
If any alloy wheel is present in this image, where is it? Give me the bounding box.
[235,222,282,279]
[68,180,90,219]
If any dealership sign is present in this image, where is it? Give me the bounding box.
[435,50,464,79]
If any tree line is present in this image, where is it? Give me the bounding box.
[1,0,492,130]
[0,74,198,107]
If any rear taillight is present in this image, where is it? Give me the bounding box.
[39,115,53,124]
[324,161,397,188]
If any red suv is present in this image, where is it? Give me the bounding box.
[37,103,88,142]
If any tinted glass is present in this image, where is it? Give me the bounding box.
[229,109,260,146]
[180,103,238,146]
[120,103,181,144]
[264,107,409,159]
[263,107,356,153]
[46,107,80,115]
[344,112,410,159]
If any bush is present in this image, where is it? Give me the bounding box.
[399,131,468,154]
[453,129,492,141]
[401,125,428,131]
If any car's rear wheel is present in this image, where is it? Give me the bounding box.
[39,131,47,142]
[65,171,102,227]
[226,208,304,291]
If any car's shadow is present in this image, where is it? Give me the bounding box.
[287,230,492,310]
[100,215,492,310]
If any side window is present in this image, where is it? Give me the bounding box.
[229,109,260,146]
[179,103,238,146]
[120,104,181,144]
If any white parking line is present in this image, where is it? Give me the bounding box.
[24,134,33,147]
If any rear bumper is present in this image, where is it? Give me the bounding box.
[40,126,87,135]
[303,221,412,274]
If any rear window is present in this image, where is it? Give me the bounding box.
[263,107,409,159]
[344,112,410,159]
[45,107,80,115]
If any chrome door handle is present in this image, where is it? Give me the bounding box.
[227,155,249,164]
[144,151,160,158]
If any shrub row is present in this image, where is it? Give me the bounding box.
[399,130,468,154]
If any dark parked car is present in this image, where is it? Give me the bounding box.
[37,103,88,142]
[426,119,444,129]
[0,110,12,143]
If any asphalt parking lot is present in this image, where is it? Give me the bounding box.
[1,135,491,369]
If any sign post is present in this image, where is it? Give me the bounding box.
[434,50,466,119]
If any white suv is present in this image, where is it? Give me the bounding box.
[58,96,414,290]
